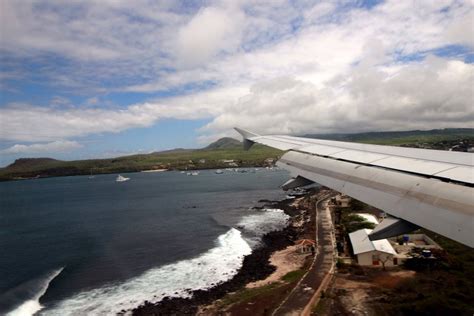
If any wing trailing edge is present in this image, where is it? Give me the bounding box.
[235,128,474,247]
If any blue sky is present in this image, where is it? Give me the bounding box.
[0,0,473,166]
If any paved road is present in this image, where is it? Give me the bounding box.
[272,193,336,316]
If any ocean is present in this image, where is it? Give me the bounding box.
[0,168,290,315]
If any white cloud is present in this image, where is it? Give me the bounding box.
[176,6,245,67]
[0,95,223,142]
[0,105,152,142]
[1,0,473,146]
[1,140,82,155]
[199,56,474,136]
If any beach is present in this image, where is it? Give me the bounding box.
[132,187,320,315]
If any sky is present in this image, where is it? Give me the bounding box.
[0,0,473,166]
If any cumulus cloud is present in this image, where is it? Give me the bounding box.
[176,6,245,67]
[1,140,82,155]
[0,105,157,142]
[200,56,474,136]
[0,0,473,149]
[0,96,222,142]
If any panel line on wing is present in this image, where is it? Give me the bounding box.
[290,148,473,186]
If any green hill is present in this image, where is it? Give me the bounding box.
[0,138,281,181]
[305,128,474,146]
[5,158,62,171]
[204,137,242,149]
[1,129,473,182]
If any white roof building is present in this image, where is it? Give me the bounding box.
[349,229,396,255]
[349,229,398,267]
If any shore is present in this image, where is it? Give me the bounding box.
[131,188,319,315]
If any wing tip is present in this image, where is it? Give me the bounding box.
[234,127,259,139]
[234,127,259,150]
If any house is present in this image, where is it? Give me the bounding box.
[335,195,351,207]
[349,229,398,267]
[295,239,316,254]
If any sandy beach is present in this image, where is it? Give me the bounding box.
[246,245,307,289]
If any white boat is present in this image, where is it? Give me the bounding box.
[116,175,130,182]
[187,171,199,176]
[88,168,95,179]
[141,169,167,173]
[215,169,223,174]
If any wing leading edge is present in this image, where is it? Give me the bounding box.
[235,128,474,248]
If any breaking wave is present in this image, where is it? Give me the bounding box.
[40,228,251,315]
[237,208,290,238]
[6,267,64,316]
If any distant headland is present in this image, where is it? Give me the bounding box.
[1,128,472,182]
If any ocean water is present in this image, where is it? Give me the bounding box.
[0,169,290,315]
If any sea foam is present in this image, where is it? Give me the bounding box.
[40,228,251,315]
[6,267,63,316]
[237,208,289,237]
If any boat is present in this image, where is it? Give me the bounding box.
[141,169,168,173]
[88,168,95,179]
[215,169,223,174]
[116,175,130,182]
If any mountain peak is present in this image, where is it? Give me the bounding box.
[205,137,242,150]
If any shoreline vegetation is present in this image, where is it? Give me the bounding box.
[1,128,473,182]
[131,187,322,316]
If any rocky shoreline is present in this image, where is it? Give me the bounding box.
[130,188,319,316]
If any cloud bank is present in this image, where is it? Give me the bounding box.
[1,140,82,155]
[0,0,473,154]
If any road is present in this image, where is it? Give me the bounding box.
[272,192,336,316]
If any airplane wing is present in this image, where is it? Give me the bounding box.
[235,128,474,248]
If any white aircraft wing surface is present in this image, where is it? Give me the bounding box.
[235,128,474,247]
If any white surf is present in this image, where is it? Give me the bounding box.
[40,228,251,315]
[7,268,64,316]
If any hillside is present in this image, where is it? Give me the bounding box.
[204,137,241,149]
[305,128,474,147]
[1,128,473,182]
[0,138,281,181]
[5,158,62,171]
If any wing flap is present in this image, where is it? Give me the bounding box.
[278,151,474,247]
[235,128,474,185]
[235,128,474,247]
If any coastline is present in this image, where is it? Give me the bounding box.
[131,188,319,315]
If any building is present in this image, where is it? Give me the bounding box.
[390,233,442,261]
[335,195,351,207]
[220,159,235,163]
[295,239,316,254]
[264,158,276,165]
[349,229,398,267]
